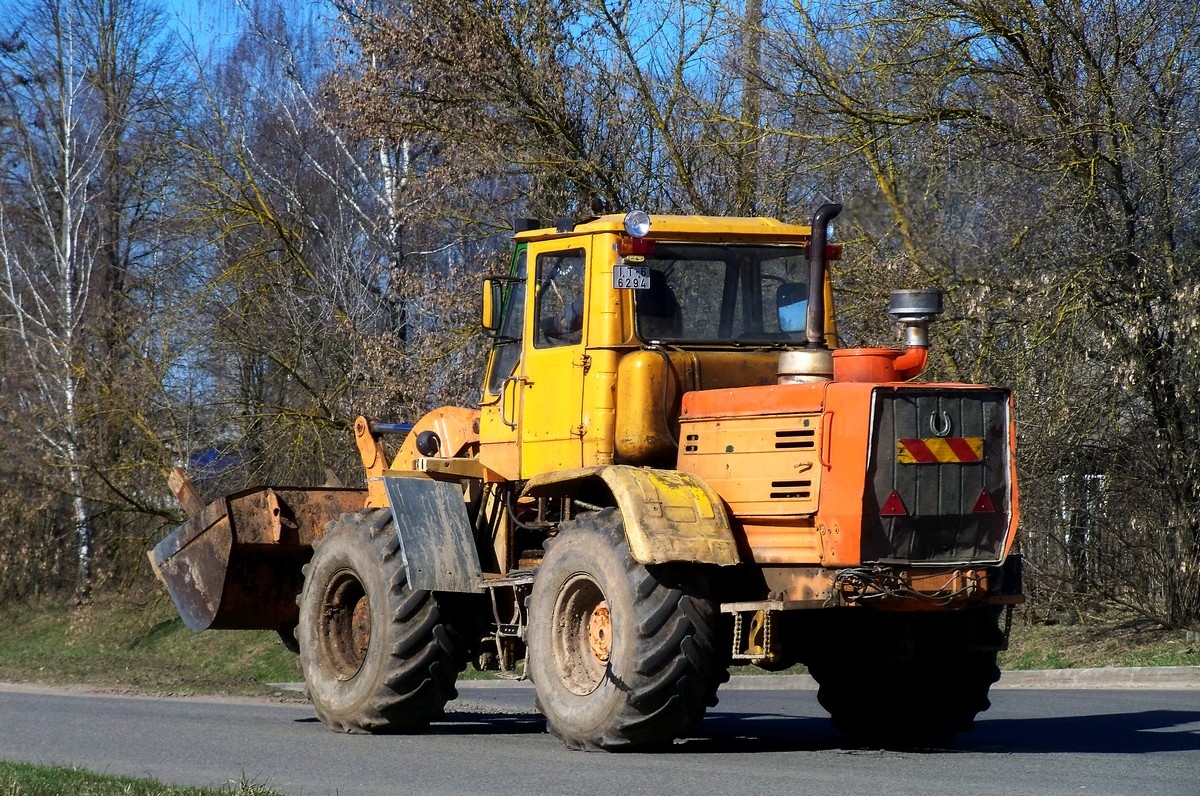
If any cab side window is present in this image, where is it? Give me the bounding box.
[534,250,585,348]
[484,252,527,395]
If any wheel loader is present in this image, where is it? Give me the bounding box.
[150,204,1023,750]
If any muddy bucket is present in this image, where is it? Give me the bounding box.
[149,479,366,632]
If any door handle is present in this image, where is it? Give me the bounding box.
[819,411,834,468]
[500,376,521,429]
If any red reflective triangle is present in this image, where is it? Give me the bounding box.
[881,489,908,516]
[972,489,996,513]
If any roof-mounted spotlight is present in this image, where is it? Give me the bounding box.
[623,210,651,238]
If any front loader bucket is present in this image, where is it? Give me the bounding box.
[149,477,366,631]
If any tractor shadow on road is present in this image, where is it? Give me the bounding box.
[428,710,546,736]
[687,709,1200,756]
[962,709,1200,754]
[291,704,1200,754]
[292,711,547,737]
[679,713,842,754]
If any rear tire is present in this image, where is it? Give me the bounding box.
[528,508,728,750]
[297,508,468,733]
[807,608,1002,744]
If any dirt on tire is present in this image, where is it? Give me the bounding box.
[527,507,728,750]
[296,508,470,733]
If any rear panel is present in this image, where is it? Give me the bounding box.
[863,387,1013,565]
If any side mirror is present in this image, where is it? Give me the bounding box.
[481,277,504,334]
[777,282,809,333]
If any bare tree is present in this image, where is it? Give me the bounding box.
[761,0,1200,626]
[163,0,492,493]
[326,0,794,218]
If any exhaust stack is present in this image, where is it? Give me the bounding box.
[777,203,843,384]
[805,203,843,349]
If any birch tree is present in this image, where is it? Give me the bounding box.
[0,0,184,597]
[0,1,105,598]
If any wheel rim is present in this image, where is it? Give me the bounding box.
[321,567,371,681]
[552,573,610,695]
[588,602,611,663]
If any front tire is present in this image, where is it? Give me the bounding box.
[527,508,727,750]
[297,509,468,733]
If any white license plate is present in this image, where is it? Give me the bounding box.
[613,264,651,290]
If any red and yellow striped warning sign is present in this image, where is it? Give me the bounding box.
[897,437,983,464]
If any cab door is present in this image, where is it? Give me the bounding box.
[518,239,589,477]
[477,247,527,480]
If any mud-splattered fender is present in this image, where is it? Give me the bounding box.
[522,465,739,566]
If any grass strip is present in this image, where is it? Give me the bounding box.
[0,761,281,796]
[0,596,301,696]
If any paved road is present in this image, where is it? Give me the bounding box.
[1,683,1197,795]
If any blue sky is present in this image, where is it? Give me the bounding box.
[160,0,244,60]
[0,0,244,61]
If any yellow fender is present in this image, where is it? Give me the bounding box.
[522,465,739,566]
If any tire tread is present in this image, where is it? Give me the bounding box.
[299,509,469,734]
[531,508,727,750]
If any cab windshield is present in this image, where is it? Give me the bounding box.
[632,243,811,344]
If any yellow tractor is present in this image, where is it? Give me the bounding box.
[151,205,1022,749]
